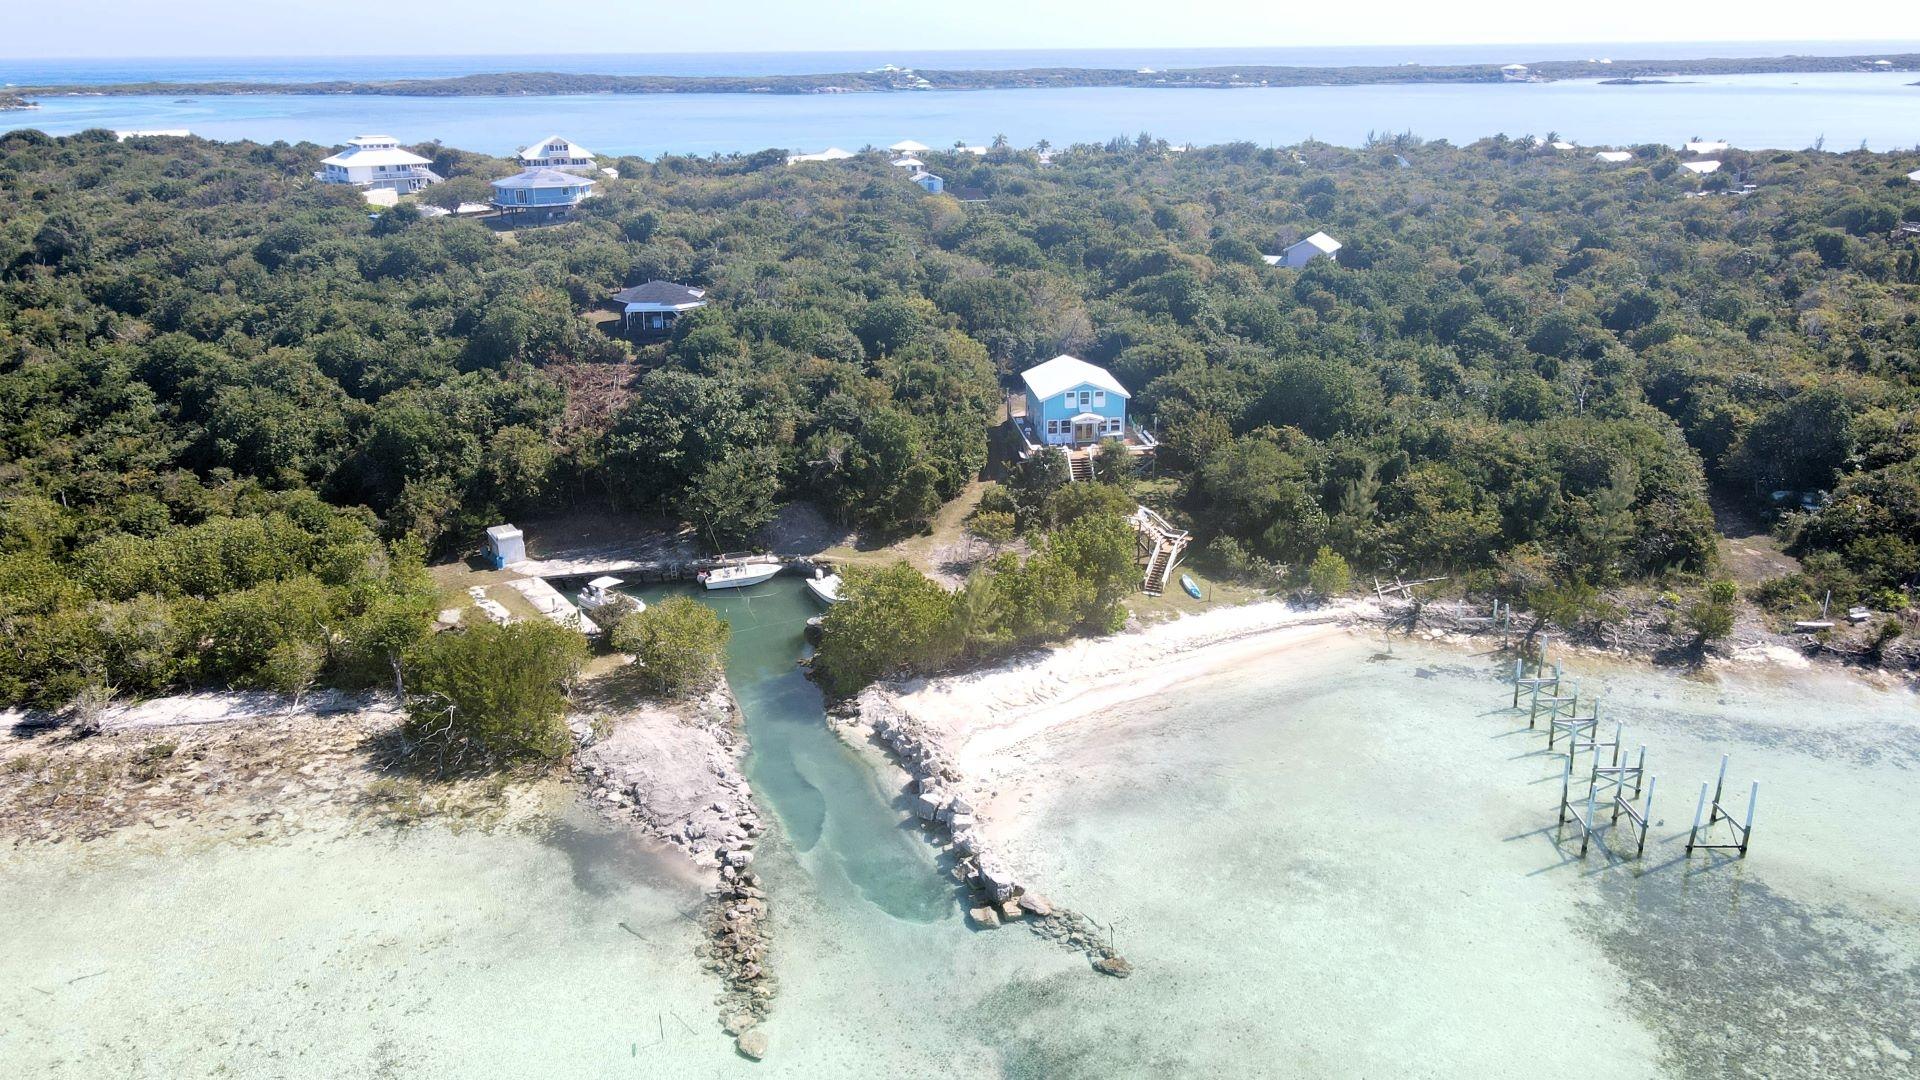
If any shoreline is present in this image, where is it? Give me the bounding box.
[845,591,1915,910]
[13,53,1916,100]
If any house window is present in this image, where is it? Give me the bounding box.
[1108,418,1123,434]
[1093,390,1105,407]
[1046,420,1059,435]
[1063,394,1075,410]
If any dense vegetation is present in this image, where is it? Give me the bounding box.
[403,619,587,765]
[816,496,1137,694]
[3,126,1918,706]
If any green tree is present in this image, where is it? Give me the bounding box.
[678,447,782,550]
[1307,547,1351,598]
[610,595,731,695]
[815,562,959,695]
[403,620,587,766]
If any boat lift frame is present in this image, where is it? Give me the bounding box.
[1685,754,1758,858]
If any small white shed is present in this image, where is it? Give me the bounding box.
[1594,151,1634,163]
[484,524,526,569]
[1275,232,1342,268]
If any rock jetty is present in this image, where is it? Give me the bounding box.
[849,687,1133,978]
[570,680,775,1057]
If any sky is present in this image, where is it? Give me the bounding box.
[2,1,1914,58]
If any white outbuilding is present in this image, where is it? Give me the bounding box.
[888,139,932,153]
[1905,169,1920,183]
[1269,231,1342,268]
[1594,150,1634,163]
[1680,160,1723,175]
[483,524,526,569]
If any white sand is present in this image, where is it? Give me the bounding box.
[887,599,1376,839]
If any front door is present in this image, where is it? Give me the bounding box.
[1074,420,1098,444]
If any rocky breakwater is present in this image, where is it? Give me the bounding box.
[850,687,1133,978]
[570,682,775,1060]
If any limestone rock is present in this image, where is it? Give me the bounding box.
[1093,955,1134,978]
[1017,893,1053,917]
[736,1029,769,1060]
[969,905,1002,929]
[723,1012,758,1035]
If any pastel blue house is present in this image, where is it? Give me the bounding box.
[490,167,597,221]
[912,170,944,193]
[1019,354,1134,449]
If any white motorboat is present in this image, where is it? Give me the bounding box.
[577,576,636,611]
[804,569,843,606]
[699,562,781,590]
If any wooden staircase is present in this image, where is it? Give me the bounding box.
[1067,452,1094,483]
[1129,505,1190,596]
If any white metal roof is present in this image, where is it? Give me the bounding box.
[486,524,522,540]
[1594,150,1634,162]
[1550,141,1576,150]
[1021,355,1130,401]
[890,156,924,168]
[321,136,432,168]
[1907,170,1920,182]
[1680,160,1722,174]
[786,147,856,163]
[889,139,931,152]
[1289,231,1342,255]
[1262,254,1285,266]
[519,135,595,161]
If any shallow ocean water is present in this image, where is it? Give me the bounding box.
[2,610,1915,1077]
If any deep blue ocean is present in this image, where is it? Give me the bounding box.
[6,44,1918,156]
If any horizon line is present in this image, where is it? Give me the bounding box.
[6,36,1920,64]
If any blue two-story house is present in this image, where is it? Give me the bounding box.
[1019,354,1139,449]
[490,167,597,223]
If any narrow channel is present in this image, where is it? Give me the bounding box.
[627,577,953,923]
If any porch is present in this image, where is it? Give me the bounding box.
[1009,406,1157,459]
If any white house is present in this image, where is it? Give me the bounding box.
[483,524,526,569]
[1595,150,1634,163]
[316,135,442,192]
[1904,169,1920,183]
[516,135,597,173]
[911,171,944,193]
[890,156,924,169]
[1550,141,1577,151]
[612,280,709,336]
[888,139,932,154]
[1501,64,1531,82]
[787,147,856,164]
[1684,140,1729,154]
[1268,231,1342,268]
[1680,160,1723,175]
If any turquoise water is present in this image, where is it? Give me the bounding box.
[13,72,1920,154]
[630,577,952,923]
[4,618,1916,1075]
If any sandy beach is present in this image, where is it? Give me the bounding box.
[862,600,1375,851]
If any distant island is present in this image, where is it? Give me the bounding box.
[0,92,38,110]
[13,52,1919,98]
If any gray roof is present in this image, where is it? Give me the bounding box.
[612,280,708,306]
[490,167,597,190]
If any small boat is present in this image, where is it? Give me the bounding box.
[805,569,843,606]
[699,562,781,590]
[577,575,634,610]
[1181,574,1203,600]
